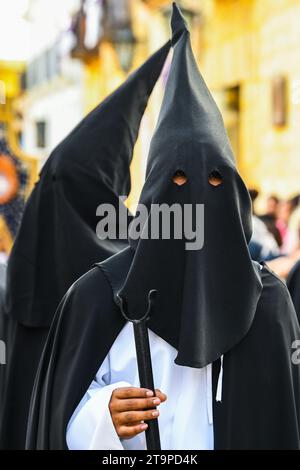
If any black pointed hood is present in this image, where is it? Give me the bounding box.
[44,39,171,197]
[118,4,263,368]
[5,41,171,327]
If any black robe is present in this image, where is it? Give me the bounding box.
[287,259,300,324]
[26,247,300,450]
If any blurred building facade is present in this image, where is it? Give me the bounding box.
[201,0,300,201]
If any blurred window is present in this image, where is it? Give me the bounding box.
[46,44,60,81]
[36,121,47,149]
[272,76,288,127]
[0,81,6,105]
[26,43,61,89]
[103,0,131,32]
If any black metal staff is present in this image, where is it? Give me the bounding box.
[117,290,161,451]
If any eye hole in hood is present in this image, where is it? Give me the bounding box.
[208,170,223,187]
[173,170,188,186]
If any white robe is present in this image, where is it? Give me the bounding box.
[66,323,219,450]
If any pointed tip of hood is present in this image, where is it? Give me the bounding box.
[145,3,236,170]
[171,2,188,44]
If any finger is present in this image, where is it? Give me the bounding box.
[155,389,167,403]
[119,409,160,425]
[113,396,161,412]
[113,387,154,399]
[120,421,143,427]
[118,423,148,440]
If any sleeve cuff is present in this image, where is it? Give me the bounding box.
[67,381,131,450]
[89,381,131,450]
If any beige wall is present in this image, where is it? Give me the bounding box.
[201,0,300,199]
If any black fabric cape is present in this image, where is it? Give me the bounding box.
[26,247,300,449]
[287,260,300,324]
[0,42,170,449]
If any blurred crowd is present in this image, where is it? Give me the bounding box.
[249,189,300,278]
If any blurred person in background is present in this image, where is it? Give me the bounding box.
[260,194,282,249]
[265,195,280,219]
[266,194,300,280]
[248,189,280,262]
[281,194,300,254]
[276,196,300,254]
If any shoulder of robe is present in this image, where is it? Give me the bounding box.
[60,266,115,322]
[255,263,299,333]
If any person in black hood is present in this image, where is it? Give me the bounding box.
[0,41,170,450]
[26,4,300,450]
